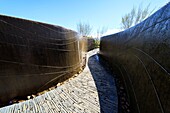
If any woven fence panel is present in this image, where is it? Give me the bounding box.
[0,15,87,105]
[100,3,170,113]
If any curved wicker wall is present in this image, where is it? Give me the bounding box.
[100,3,170,113]
[87,38,96,51]
[0,15,87,105]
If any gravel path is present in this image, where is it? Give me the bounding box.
[0,49,118,113]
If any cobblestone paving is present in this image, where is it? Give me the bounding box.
[0,49,118,113]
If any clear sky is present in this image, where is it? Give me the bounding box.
[0,0,169,36]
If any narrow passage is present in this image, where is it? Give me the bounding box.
[0,49,118,113]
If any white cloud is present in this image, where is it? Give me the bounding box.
[90,28,122,38]
[102,29,122,36]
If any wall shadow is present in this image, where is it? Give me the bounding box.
[88,54,118,113]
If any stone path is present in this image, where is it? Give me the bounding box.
[0,49,118,113]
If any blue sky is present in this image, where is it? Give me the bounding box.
[0,0,169,36]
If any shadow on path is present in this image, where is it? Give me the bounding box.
[88,54,118,113]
